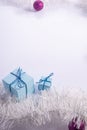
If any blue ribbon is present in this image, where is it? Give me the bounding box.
[9,68,27,98]
[38,73,54,90]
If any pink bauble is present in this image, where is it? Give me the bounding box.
[33,0,44,11]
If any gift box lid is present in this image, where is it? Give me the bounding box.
[2,68,33,85]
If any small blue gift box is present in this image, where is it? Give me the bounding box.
[37,73,54,91]
[2,68,35,101]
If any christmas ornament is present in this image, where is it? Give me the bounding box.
[68,117,86,130]
[33,0,44,11]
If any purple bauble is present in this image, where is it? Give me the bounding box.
[68,117,86,130]
[33,0,44,11]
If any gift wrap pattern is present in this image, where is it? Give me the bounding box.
[38,73,53,91]
[2,68,35,101]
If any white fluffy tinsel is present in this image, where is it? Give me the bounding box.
[0,83,87,130]
[1,0,87,10]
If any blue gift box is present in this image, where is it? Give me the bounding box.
[38,73,54,91]
[2,68,35,101]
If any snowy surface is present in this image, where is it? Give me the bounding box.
[0,1,87,130]
[0,0,87,91]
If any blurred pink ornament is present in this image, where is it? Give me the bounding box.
[33,0,44,11]
[68,117,86,130]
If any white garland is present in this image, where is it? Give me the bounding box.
[0,83,87,130]
[1,0,87,10]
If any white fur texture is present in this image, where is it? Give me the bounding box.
[0,83,87,130]
[1,0,87,10]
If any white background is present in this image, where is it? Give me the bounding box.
[0,1,87,91]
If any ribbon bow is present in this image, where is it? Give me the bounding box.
[38,73,54,90]
[10,67,27,98]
